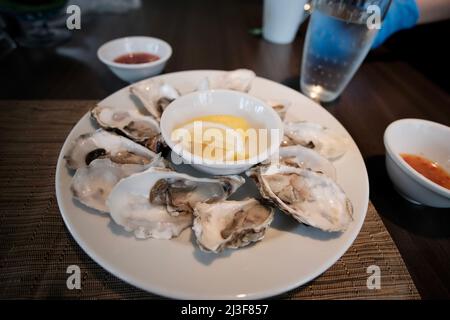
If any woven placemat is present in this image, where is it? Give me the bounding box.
[0,100,420,299]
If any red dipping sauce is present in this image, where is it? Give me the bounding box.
[114,52,160,64]
[401,153,450,190]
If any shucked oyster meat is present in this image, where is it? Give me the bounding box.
[64,129,158,170]
[91,105,164,153]
[130,79,180,121]
[149,175,243,216]
[193,198,274,253]
[107,168,245,239]
[282,121,348,160]
[71,157,164,212]
[247,164,353,232]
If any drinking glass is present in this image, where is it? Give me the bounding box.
[300,0,391,102]
[262,0,309,44]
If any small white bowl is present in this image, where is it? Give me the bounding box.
[384,119,450,208]
[160,89,284,175]
[97,36,172,83]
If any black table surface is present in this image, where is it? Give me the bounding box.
[0,0,449,299]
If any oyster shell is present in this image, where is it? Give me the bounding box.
[247,164,353,232]
[282,121,348,160]
[71,157,164,212]
[193,198,274,253]
[197,69,256,92]
[64,129,158,170]
[107,168,245,239]
[274,145,336,180]
[91,105,161,142]
[130,79,180,121]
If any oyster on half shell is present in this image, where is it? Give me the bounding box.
[107,168,245,239]
[274,145,336,180]
[193,198,274,253]
[149,171,244,216]
[247,164,353,232]
[91,105,164,153]
[197,69,256,92]
[282,121,348,160]
[71,157,164,212]
[130,79,180,121]
[64,129,158,170]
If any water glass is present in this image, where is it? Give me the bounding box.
[300,0,391,102]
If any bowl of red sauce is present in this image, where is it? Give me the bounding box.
[384,119,450,207]
[97,36,172,83]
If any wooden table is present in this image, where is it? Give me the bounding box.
[0,0,449,299]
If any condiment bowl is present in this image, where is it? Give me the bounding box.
[97,36,172,83]
[160,89,284,175]
[384,119,450,207]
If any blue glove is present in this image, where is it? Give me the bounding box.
[372,0,420,48]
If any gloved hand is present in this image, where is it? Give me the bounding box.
[372,0,420,48]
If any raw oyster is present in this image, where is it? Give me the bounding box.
[130,79,180,120]
[107,168,245,239]
[71,157,164,212]
[282,121,348,160]
[193,198,274,253]
[64,129,158,170]
[197,69,256,92]
[149,174,244,216]
[273,145,336,180]
[247,164,353,232]
[91,105,162,144]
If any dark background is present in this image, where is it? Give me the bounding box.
[0,0,449,299]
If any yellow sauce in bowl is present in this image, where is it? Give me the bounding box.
[171,114,265,162]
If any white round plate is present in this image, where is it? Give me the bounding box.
[55,70,369,299]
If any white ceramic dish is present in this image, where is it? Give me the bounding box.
[55,70,369,299]
[384,119,450,207]
[97,36,172,83]
[160,89,284,175]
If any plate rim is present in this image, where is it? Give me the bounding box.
[55,69,369,299]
